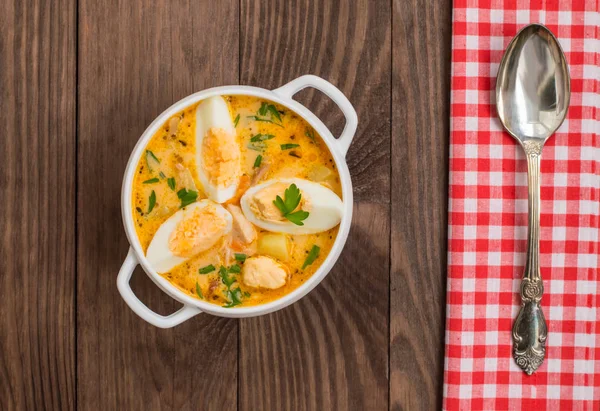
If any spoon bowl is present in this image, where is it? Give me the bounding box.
[496,24,570,144]
[495,23,570,375]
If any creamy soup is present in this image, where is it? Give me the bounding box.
[132,95,342,307]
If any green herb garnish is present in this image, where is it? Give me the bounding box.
[177,188,198,208]
[280,143,300,150]
[247,102,284,127]
[285,210,310,225]
[159,171,166,179]
[258,102,269,116]
[143,178,159,184]
[223,287,243,308]
[302,245,321,269]
[235,253,247,263]
[233,114,240,127]
[305,129,316,142]
[254,155,262,168]
[167,177,176,191]
[195,282,204,299]
[250,133,275,142]
[219,265,236,287]
[246,116,283,127]
[199,264,215,274]
[148,190,156,213]
[243,291,251,298]
[228,264,241,274]
[145,150,160,171]
[267,105,282,123]
[248,142,266,152]
[272,183,310,226]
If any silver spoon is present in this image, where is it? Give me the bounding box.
[496,24,570,375]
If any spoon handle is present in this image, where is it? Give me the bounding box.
[512,141,548,375]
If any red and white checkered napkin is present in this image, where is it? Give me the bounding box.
[443,1,600,409]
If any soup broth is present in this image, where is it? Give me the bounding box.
[132,95,342,307]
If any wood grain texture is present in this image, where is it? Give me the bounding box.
[390,0,452,410]
[238,2,392,410]
[0,0,454,408]
[0,0,77,409]
[77,0,239,409]
[239,203,390,411]
[240,0,391,203]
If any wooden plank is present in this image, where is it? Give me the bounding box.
[0,0,77,409]
[239,203,390,410]
[77,1,238,409]
[238,2,391,409]
[240,0,391,203]
[390,0,452,409]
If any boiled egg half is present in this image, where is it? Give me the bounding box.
[195,96,242,203]
[240,178,343,235]
[146,200,233,273]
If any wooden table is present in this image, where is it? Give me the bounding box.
[0,1,451,409]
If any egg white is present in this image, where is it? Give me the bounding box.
[146,200,233,273]
[195,96,239,203]
[240,178,343,235]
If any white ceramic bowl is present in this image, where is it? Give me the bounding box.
[117,75,357,328]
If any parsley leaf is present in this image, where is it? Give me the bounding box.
[285,210,310,226]
[250,133,275,142]
[302,245,321,269]
[143,178,159,184]
[199,264,215,274]
[195,282,204,299]
[228,264,241,274]
[235,253,247,263]
[148,191,156,213]
[177,188,198,208]
[167,177,176,191]
[254,155,262,168]
[280,143,300,150]
[233,114,240,128]
[284,183,302,212]
[272,183,309,226]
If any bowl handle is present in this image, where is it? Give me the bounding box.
[273,75,358,157]
[117,247,202,328]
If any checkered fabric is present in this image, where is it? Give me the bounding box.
[443,1,600,409]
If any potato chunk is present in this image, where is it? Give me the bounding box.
[242,256,287,289]
[257,233,290,261]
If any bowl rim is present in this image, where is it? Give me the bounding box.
[121,84,354,318]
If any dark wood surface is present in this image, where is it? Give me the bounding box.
[0,0,451,409]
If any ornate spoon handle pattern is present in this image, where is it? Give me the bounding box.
[512,140,548,375]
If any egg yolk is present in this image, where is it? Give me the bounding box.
[168,205,228,258]
[201,127,241,188]
[249,183,312,222]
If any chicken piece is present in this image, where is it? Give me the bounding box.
[242,256,287,289]
[226,204,257,244]
[251,164,270,185]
